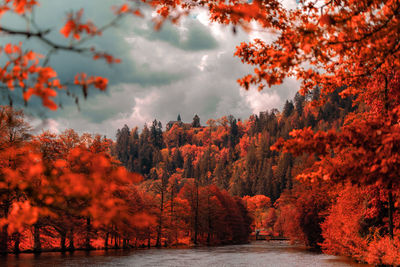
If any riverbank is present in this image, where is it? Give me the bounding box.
[1,239,246,255]
[1,241,371,267]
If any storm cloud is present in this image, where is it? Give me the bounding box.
[1,0,300,138]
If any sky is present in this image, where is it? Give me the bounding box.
[1,0,299,139]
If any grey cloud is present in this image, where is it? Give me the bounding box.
[110,24,300,133]
[112,39,256,130]
[1,3,300,138]
[132,20,218,51]
[0,0,184,118]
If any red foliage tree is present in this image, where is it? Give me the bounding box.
[0,1,143,109]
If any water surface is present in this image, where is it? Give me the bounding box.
[2,241,371,267]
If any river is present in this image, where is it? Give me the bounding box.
[2,241,370,267]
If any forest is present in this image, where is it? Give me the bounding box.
[0,87,339,251]
[1,0,400,266]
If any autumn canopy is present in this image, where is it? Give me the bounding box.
[0,0,400,265]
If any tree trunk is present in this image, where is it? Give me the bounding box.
[122,238,127,249]
[207,195,212,246]
[33,223,41,254]
[384,77,395,240]
[104,232,109,250]
[0,224,8,255]
[194,181,199,245]
[114,234,119,249]
[13,232,20,254]
[170,189,175,245]
[85,217,91,250]
[60,231,66,252]
[388,190,394,239]
[68,228,75,252]
[0,203,10,255]
[156,189,164,248]
[175,228,178,247]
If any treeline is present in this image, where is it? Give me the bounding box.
[112,87,369,257]
[113,85,400,266]
[0,106,251,254]
[113,87,354,202]
[227,83,400,266]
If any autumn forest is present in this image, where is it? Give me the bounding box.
[1,0,400,266]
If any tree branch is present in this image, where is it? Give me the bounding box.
[0,26,89,53]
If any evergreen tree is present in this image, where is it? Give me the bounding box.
[128,127,140,172]
[282,100,294,118]
[139,124,153,175]
[116,125,130,166]
[275,153,293,196]
[294,92,305,116]
[192,114,201,128]
[228,115,239,150]
[150,119,163,149]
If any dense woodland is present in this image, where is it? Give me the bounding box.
[0,87,353,255]
[0,106,253,253]
[1,0,400,266]
[112,87,360,247]
[114,88,352,202]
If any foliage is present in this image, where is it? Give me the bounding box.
[0,0,143,109]
[2,1,400,264]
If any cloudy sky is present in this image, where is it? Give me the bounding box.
[1,0,299,139]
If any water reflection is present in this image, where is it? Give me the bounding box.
[2,241,371,267]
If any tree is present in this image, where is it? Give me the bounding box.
[282,100,294,118]
[192,115,201,128]
[274,106,400,237]
[147,1,394,98]
[0,1,146,110]
[0,107,38,254]
[148,165,169,247]
[294,92,305,117]
[116,125,130,166]
[274,180,334,247]
[150,120,163,150]
[320,184,369,261]
[228,115,239,150]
